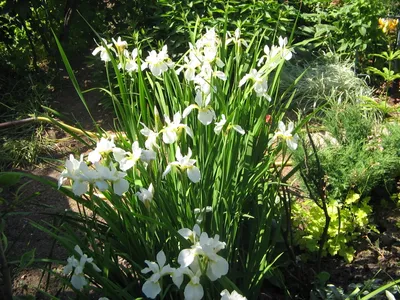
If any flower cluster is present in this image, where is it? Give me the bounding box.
[140,111,200,183]
[93,36,173,76]
[91,30,247,135]
[63,245,101,290]
[378,18,399,34]
[142,45,174,76]
[179,28,227,125]
[75,28,298,299]
[58,153,129,196]
[178,224,228,282]
[239,36,293,100]
[59,120,200,197]
[58,136,157,196]
[141,225,245,300]
[91,31,294,137]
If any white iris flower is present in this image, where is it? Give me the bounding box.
[239,69,271,100]
[63,245,101,290]
[115,141,142,171]
[88,137,116,164]
[92,38,115,62]
[141,250,174,299]
[162,112,194,144]
[58,154,91,196]
[182,266,204,300]
[58,154,85,188]
[142,45,174,77]
[269,121,299,151]
[178,225,228,281]
[112,36,128,53]
[162,147,201,183]
[220,289,247,300]
[225,28,249,48]
[136,183,154,208]
[214,114,227,134]
[94,163,129,196]
[183,91,216,125]
[257,36,293,69]
[140,123,160,150]
[118,48,140,73]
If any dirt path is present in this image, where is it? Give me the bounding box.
[6,61,114,298]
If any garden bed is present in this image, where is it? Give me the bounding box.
[1,1,400,299]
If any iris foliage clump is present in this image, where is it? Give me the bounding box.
[29,22,304,299]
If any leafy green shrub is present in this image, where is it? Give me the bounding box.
[154,0,298,53]
[294,96,400,199]
[323,101,374,145]
[381,122,400,156]
[296,128,400,202]
[299,0,389,60]
[292,91,400,265]
[292,192,373,263]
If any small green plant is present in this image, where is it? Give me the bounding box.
[359,96,399,118]
[298,101,400,202]
[292,191,373,263]
[367,49,400,97]
[0,124,55,170]
[366,17,400,98]
[311,276,400,300]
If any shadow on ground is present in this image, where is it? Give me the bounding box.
[1,167,77,299]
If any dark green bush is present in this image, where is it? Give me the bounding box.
[295,101,400,202]
[323,102,373,145]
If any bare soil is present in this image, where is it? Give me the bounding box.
[3,61,113,299]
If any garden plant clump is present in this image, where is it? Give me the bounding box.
[290,82,400,288]
[46,25,301,299]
